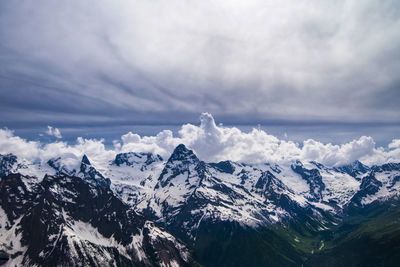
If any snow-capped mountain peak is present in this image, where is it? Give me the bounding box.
[79,155,111,188]
[157,144,202,189]
[167,144,199,164]
[334,160,370,178]
[113,152,163,169]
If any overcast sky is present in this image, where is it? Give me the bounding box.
[1,0,400,130]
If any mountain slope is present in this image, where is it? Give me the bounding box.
[306,201,400,266]
[0,172,197,266]
[0,147,399,266]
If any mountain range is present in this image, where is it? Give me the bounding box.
[0,144,399,266]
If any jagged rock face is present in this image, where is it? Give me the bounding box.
[47,157,77,177]
[254,170,292,204]
[80,155,111,188]
[389,175,400,189]
[168,144,199,163]
[0,173,39,224]
[350,172,383,206]
[334,160,370,178]
[0,173,196,267]
[208,161,235,174]
[254,171,300,212]
[372,162,400,172]
[150,145,208,228]
[157,144,203,188]
[0,154,17,178]
[291,161,326,201]
[344,162,400,208]
[48,155,111,188]
[114,152,163,170]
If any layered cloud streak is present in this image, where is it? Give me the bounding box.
[1,0,400,126]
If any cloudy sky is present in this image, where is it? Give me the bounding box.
[1,0,400,127]
[0,1,399,166]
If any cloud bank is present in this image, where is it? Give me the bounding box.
[0,114,399,169]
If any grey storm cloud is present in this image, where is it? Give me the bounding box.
[1,0,400,128]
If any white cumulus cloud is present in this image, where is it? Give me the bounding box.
[117,113,400,167]
[46,126,62,139]
[0,113,399,168]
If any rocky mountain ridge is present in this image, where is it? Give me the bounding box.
[0,144,399,266]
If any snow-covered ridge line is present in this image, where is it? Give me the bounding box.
[2,140,399,234]
[0,142,399,265]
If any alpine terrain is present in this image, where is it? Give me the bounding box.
[0,146,399,266]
